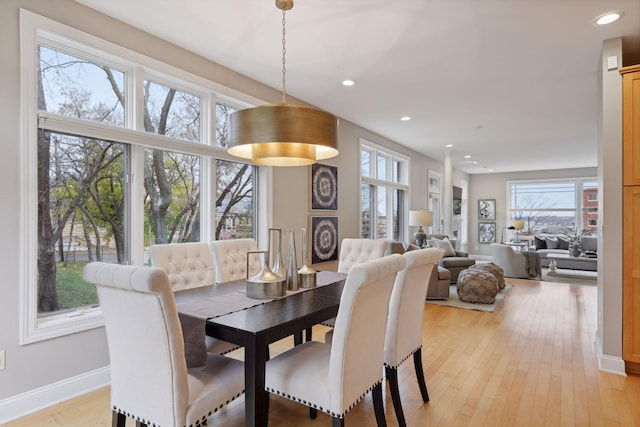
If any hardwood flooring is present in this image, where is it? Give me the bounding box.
[5,278,640,427]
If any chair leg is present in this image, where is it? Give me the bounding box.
[305,327,313,342]
[372,382,387,427]
[332,416,345,427]
[310,407,318,419]
[294,331,303,345]
[135,422,147,427]
[413,349,430,402]
[112,411,126,427]
[385,366,406,427]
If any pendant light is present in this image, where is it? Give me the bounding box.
[227,0,339,167]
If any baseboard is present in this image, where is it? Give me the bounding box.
[594,339,626,376]
[0,366,110,423]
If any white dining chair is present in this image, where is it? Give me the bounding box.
[264,254,406,426]
[209,238,261,283]
[337,238,388,273]
[83,262,245,427]
[320,238,389,329]
[148,242,240,355]
[384,248,442,426]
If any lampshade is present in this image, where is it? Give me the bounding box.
[227,0,339,167]
[409,210,433,227]
[228,104,338,166]
[511,220,525,230]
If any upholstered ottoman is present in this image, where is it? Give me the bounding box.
[456,269,499,304]
[426,265,451,300]
[470,262,505,290]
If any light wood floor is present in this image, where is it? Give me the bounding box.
[5,278,640,427]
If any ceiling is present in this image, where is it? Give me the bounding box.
[76,0,640,174]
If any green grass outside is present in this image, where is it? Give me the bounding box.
[55,262,99,310]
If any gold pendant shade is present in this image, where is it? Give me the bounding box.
[228,103,338,167]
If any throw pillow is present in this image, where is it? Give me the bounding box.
[557,237,570,250]
[403,243,420,252]
[434,237,456,257]
[534,235,547,250]
[545,237,559,249]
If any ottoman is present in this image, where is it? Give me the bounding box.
[426,265,451,300]
[456,269,499,304]
[470,262,506,290]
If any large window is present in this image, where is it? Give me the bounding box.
[507,179,598,236]
[360,140,409,241]
[21,12,259,342]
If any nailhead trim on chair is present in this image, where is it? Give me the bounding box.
[112,389,244,427]
[265,380,382,419]
[384,345,422,369]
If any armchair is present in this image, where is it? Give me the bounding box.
[489,243,529,279]
[427,234,475,283]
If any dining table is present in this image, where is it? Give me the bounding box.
[174,270,348,427]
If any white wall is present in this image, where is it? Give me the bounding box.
[596,38,624,370]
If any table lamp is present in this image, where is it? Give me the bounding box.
[511,220,525,242]
[409,210,433,248]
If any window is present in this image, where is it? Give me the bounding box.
[360,140,409,241]
[507,178,598,236]
[21,12,260,343]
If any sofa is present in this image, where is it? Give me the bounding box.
[532,234,597,271]
[426,234,476,283]
[384,241,450,299]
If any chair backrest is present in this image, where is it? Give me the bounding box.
[329,254,405,413]
[384,248,443,367]
[489,243,527,277]
[83,262,189,427]
[337,238,388,273]
[148,242,215,291]
[210,238,260,283]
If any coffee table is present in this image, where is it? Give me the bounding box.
[547,253,597,279]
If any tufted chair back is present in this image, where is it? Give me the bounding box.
[148,242,215,291]
[210,238,261,283]
[337,238,388,273]
[83,262,245,427]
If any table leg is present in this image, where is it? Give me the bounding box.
[549,258,557,273]
[244,335,269,427]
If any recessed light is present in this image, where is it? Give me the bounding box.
[464,155,471,159]
[594,11,623,25]
[488,169,494,172]
[445,144,453,148]
[400,116,411,121]
[341,79,356,86]
[472,161,478,164]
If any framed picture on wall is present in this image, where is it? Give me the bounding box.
[428,170,441,195]
[478,199,496,220]
[311,163,338,210]
[478,222,496,244]
[310,216,339,264]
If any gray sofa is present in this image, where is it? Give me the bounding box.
[533,234,597,271]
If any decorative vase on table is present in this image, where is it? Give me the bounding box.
[570,239,581,257]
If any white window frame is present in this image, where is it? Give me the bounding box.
[19,10,271,344]
[505,177,598,234]
[359,139,409,240]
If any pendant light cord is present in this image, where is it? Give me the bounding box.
[281,8,287,104]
